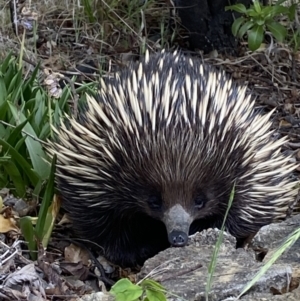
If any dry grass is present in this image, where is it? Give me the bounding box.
[0,0,11,30]
[0,0,176,66]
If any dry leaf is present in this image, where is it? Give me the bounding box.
[4,263,46,300]
[279,119,292,128]
[0,215,19,233]
[64,243,90,265]
[60,261,90,281]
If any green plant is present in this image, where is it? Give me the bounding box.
[205,183,235,300]
[226,0,297,51]
[0,51,101,258]
[19,155,58,260]
[289,27,300,53]
[110,278,167,301]
[0,53,49,197]
[82,0,97,23]
[0,52,92,195]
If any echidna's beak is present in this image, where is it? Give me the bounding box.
[163,204,193,247]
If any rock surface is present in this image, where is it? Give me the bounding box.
[137,215,300,301]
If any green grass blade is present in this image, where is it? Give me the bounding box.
[236,227,300,299]
[0,101,8,120]
[0,138,39,186]
[205,183,235,299]
[35,154,56,241]
[42,196,61,248]
[0,76,7,105]
[3,64,17,89]
[2,160,26,196]
[19,216,37,260]
[0,53,13,73]
[23,63,40,91]
[34,91,46,128]
[7,119,28,146]
[8,102,50,180]
[7,69,23,96]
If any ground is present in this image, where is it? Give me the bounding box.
[0,0,300,300]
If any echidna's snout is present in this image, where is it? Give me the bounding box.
[163,204,193,247]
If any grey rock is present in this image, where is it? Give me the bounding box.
[138,217,300,301]
[252,214,300,264]
[78,292,113,301]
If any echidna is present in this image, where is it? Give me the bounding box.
[49,51,299,268]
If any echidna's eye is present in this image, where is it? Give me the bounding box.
[148,195,162,210]
[194,195,206,210]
